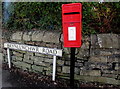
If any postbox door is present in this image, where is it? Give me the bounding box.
[63,22,81,47]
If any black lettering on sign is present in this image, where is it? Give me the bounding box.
[46,48,50,54]
[42,48,45,53]
[11,44,14,48]
[36,47,39,52]
[31,47,37,52]
[49,49,53,54]
[14,44,19,49]
[7,43,11,48]
[42,48,57,55]
[53,49,57,55]
[21,45,26,50]
[32,47,36,51]
[27,46,31,51]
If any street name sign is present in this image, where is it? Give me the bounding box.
[4,42,62,57]
[4,42,62,81]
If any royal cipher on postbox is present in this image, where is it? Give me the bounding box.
[62,3,82,47]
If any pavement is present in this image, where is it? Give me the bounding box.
[0,67,2,89]
[0,51,2,88]
[0,52,13,88]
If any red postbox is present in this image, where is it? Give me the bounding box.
[62,3,82,47]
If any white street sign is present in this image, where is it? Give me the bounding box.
[4,42,62,57]
[4,42,63,81]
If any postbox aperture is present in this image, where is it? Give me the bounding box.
[62,3,82,47]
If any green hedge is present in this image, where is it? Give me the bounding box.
[3,2,120,35]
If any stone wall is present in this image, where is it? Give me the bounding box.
[2,30,120,85]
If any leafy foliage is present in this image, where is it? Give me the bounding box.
[2,2,120,35]
[3,2,65,30]
[82,2,120,34]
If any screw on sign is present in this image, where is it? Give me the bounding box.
[62,3,82,88]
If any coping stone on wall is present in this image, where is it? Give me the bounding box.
[31,30,45,42]
[23,31,32,41]
[11,31,23,41]
[97,34,119,49]
[42,30,60,44]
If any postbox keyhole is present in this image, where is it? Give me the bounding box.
[70,23,74,26]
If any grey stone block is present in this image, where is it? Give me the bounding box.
[85,62,112,70]
[90,49,113,56]
[107,56,119,63]
[57,60,64,66]
[32,65,43,72]
[102,74,117,79]
[115,63,119,70]
[35,53,44,57]
[44,58,53,64]
[3,55,8,62]
[99,50,112,56]
[102,70,118,74]
[91,34,98,48]
[75,67,80,75]
[76,49,89,59]
[23,58,33,64]
[32,56,43,61]
[75,62,83,67]
[43,66,52,71]
[0,53,3,61]
[12,56,23,61]
[57,66,62,72]
[97,34,119,49]
[89,56,108,63]
[26,52,34,56]
[75,75,120,85]
[13,51,23,57]
[65,61,70,66]
[113,50,120,55]
[31,31,44,41]
[43,31,60,43]
[33,57,50,67]
[62,66,70,73]
[80,70,101,76]
[13,61,31,70]
[11,31,23,41]
[2,49,7,55]
[118,76,120,80]
[23,32,32,41]
[91,34,119,49]
[34,61,46,66]
[24,55,30,60]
